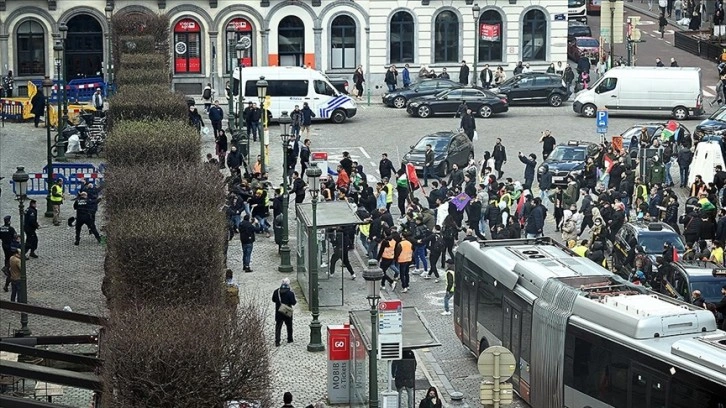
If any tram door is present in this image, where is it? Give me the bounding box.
[629,363,668,408]
[502,296,523,384]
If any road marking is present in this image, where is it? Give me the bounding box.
[318,146,378,182]
[664,40,672,44]
[359,146,371,159]
[704,85,717,98]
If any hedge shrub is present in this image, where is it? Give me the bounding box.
[105,120,200,167]
[103,164,224,218]
[117,35,157,55]
[112,13,170,67]
[109,85,187,123]
[118,54,168,71]
[101,304,273,407]
[115,68,169,87]
[105,207,225,308]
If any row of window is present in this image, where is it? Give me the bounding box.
[13,8,549,77]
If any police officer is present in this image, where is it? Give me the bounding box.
[73,192,102,245]
[0,216,17,270]
[24,200,39,258]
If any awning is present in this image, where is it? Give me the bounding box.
[295,201,364,228]
[349,307,442,351]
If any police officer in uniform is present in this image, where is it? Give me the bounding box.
[0,215,17,270]
[24,200,39,258]
[73,192,101,245]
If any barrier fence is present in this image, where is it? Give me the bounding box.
[8,163,105,196]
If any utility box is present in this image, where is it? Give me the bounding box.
[381,391,400,408]
[327,325,351,404]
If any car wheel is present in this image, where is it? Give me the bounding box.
[393,96,406,109]
[417,105,432,118]
[479,105,493,118]
[582,103,597,118]
[330,109,346,124]
[439,161,450,177]
[548,94,564,107]
[673,106,689,120]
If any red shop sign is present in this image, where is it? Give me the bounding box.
[480,23,501,42]
[228,18,252,32]
[175,18,200,32]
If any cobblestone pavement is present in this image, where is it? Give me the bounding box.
[1,68,713,406]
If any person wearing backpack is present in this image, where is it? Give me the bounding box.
[202,83,213,113]
[441,215,459,267]
[423,225,445,282]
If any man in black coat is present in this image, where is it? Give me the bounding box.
[227,146,243,171]
[459,60,470,85]
[24,200,39,258]
[272,278,297,346]
[459,108,476,141]
[518,152,537,191]
[448,164,464,191]
[30,90,46,128]
[525,197,547,238]
[73,192,101,245]
[492,138,507,179]
[379,153,396,181]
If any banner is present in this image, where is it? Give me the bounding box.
[480,23,501,42]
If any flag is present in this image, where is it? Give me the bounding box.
[406,163,420,190]
[672,246,679,262]
[661,120,678,142]
[516,192,527,227]
[451,192,471,212]
[603,155,615,173]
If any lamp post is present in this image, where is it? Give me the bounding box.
[306,163,325,352]
[42,75,54,218]
[105,4,114,96]
[609,0,616,68]
[57,23,68,162]
[235,42,247,159]
[362,260,384,408]
[227,26,235,129]
[278,111,293,273]
[12,167,31,337]
[472,4,481,87]
[256,76,268,174]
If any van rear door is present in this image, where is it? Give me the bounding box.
[593,76,619,110]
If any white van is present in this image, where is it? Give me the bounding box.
[573,66,704,120]
[232,66,357,124]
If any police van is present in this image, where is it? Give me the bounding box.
[232,66,357,124]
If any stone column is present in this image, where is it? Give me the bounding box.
[261,29,270,66]
[209,31,218,90]
[0,34,9,74]
[313,27,322,70]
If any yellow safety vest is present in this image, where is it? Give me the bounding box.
[359,223,370,237]
[573,245,589,257]
[447,269,455,292]
[500,193,512,208]
[50,184,63,203]
[385,183,394,204]
[382,239,396,260]
[398,240,413,263]
[636,184,648,202]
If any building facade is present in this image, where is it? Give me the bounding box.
[0,0,568,96]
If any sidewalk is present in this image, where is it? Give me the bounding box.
[623,0,699,31]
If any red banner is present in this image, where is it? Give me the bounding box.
[228,18,252,32]
[480,23,500,42]
[174,18,200,33]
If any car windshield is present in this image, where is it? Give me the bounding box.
[414,137,449,151]
[709,106,726,121]
[549,147,587,161]
[577,38,599,48]
[689,277,726,303]
[639,235,685,253]
[569,0,586,6]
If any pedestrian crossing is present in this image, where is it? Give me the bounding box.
[318,146,379,183]
[704,85,719,98]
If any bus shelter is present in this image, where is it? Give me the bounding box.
[347,307,441,407]
[295,201,363,307]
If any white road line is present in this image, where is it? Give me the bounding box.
[664,41,672,44]
[370,161,378,170]
[359,146,371,159]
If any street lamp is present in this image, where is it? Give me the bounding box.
[105,4,115,95]
[609,0,616,68]
[472,4,481,87]
[57,23,69,162]
[12,166,31,337]
[226,25,236,130]
[42,74,55,218]
[278,111,293,273]
[256,76,268,174]
[236,42,246,157]
[306,162,324,352]
[362,260,384,408]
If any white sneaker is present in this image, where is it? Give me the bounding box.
[435,278,440,283]
[391,282,397,291]
[423,274,431,280]
[441,311,451,315]
[320,263,328,268]
[402,288,408,293]
[351,274,356,280]
[381,285,388,291]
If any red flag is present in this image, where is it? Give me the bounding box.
[406,163,420,189]
[603,155,615,173]
[673,246,679,262]
[516,193,526,227]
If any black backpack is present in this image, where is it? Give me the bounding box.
[203,88,212,99]
[432,233,445,252]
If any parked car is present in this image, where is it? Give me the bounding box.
[567,36,600,64]
[568,21,592,40]
[536,140,598,185]
[620,122,691,157]
[489,73,569,107]
[406,88,508,118]
[402,131,474,176]
[382,79,463,108]
[694,105,726,140]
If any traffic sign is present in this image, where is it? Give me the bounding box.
[596,109,608,134]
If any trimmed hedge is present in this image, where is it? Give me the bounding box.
[115,68,169,87]
[118,54,168,71]
[112,14,170,68]
[101,304,273,407]
[103,164,225,217]
[105,120,200,167]
[105,207,226,308]
[109,85,187,123]
[117,35,157,55]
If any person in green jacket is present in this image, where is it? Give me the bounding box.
[647,156,666,188]
[442,259,455,316]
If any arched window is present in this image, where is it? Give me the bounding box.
[65,15,104,79]
[522,10,547,61]
[174,18,202,74]
[389,11,414,64]
[278,16,305,66]
[478,10,503,62]
[225,18,254,72]
[331,15,356,69]
[434,11,459,63]
[16,20,46,76]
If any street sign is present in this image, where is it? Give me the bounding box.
[378,299,403,360]
[596,109,608,134]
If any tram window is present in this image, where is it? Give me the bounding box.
[564,331,628,406]
[521,309,532,362]
[670,379,726,408]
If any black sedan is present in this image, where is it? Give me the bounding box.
[402,131,474,176]
[406,88,509,118]
[382,79,463,109]
[694,105,726,140]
